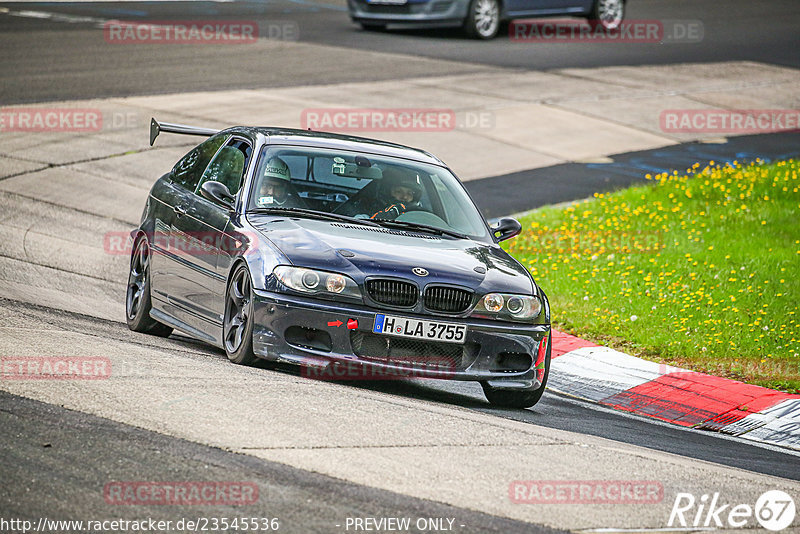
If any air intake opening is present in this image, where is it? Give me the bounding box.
[489,352,533,373]
[350,331,480,371]
[285,326,332,352]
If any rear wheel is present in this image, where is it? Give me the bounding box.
[126,237,173,337]
[223,264,259,366]
[463,0,500,39]
[588,0,624,30]
[481,334,550,408]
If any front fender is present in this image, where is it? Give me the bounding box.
[223,221,290,291]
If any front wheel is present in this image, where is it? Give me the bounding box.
[223,264,259,366]
[126,237,173,337]
[463,0,500,39]
[588,0,625,30]
[481,335,551,408]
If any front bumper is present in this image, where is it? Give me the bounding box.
[348,0,469,26]
[251,289,550,390]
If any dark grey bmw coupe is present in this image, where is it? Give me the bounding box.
[127,118,551,408]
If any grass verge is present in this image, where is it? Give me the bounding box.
[505,159,799,393]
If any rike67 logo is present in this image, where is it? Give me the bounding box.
[669,490,796,531]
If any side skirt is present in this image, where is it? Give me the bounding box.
[150,307,223,349]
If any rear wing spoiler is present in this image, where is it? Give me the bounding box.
[149,117,220,146]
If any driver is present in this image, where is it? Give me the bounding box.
[256,157,300,208]
[370,167,423,220]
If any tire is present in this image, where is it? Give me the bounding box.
[463,0,500,39]
[126,237,173,337]
[588,0,624,31]
[223,264,259,366]
[360,22,387,31]
[481,334,551,408]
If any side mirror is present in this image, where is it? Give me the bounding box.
[488,217,522,242]
[200,181,235,210]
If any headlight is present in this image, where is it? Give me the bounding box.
[326,274,347,293]
[301,270,319,289]
[506,296,525,314]
[473,293,542,322]
[484,293,504,312]
[273,266,361,301]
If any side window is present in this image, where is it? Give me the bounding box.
[171,134,229,191]
[195,138,251,196]
[431,174,485,236]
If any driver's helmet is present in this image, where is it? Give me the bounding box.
[257,157,291,206]
[379,167,422,205]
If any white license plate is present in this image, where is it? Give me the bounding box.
[366,0,407,4]
[373,314,467,344]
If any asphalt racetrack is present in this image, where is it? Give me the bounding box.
[1,0,799,103]
[1,1,799,531]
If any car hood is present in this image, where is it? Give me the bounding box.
[249,216,534,295]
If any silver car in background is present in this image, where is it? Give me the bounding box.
[349,0,625,39]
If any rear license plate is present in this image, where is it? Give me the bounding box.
[373,314,467,344]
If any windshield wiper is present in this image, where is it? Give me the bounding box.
[247,207,382,227]
[372,219,468,239]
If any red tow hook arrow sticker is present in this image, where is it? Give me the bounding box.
[327,320,343,327]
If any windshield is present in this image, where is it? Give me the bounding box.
[247,146,491,241]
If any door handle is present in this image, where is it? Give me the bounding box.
[173,205,187,217]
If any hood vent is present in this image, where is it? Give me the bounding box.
[331,223,440,240]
